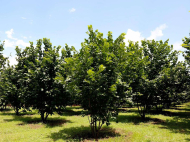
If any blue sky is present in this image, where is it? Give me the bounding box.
[0,0,190,65]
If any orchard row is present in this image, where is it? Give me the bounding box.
[0,25,190,138]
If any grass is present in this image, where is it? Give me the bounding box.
[0,103,190,142]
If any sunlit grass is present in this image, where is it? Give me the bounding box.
[0,103,190,142]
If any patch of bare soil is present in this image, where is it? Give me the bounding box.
[151,118,165,124]
[122,132,133,142]
[179,129,186,133]
[28,124,43,129]
[99,129,133,142]
[18,123,43,129]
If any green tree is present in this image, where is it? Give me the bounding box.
[0,41,6,109]
[61,25,140,138]
[0,44,38,115]
[156,61,189,110]
[0,41,8,110]
[0,64,26,115]
[132,39,180,119]
[54,44,75,113]
[0,40,6,68]
[182,36,190,64]
[25,38,71,123]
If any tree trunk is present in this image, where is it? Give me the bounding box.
[91,121,98,140]
[41,111,49,123]
[41,111,45,123]
[90,118,103,140]
[15,107,19,115]
[141,111,146,120]
[137,102,146,119]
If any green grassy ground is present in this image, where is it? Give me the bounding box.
[0,103,190,142]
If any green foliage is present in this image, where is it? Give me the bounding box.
[0,40,6,69]
[182,37,190,64]
[0,41,10,110]
[0,44,34,114]
[0,40,7,109]
[2,39,72,122]
[0,25,189,140]
[23,39,71,122]
[2,66,25,114]
[131,39,183,119]
[156,62,190,108]
[62,25,138,138]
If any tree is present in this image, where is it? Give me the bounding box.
[0,41,8,110]
[0,40,6,69]
[181,35,190,102]
[25,38,71,123]
[0,44,38,115]
[0,64,26,115]
[182,36,190,64]
[131,39,180,119]
[156,61,189,109]
[61,25,140,138]
[54,44,75,113]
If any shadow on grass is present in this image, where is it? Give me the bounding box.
[49,125,122,141]
[117,108,139,113]
[0,112,36,116]
[3,115,72,128]
[58,109,88,117]
[130,108,190,134]
[117,109,190,134]
[0,107,86,117]
[148,110,190,119]
[166,107,190,112]
[159,116,190,134]
[115,114,143,125]
[0,109,37,116]
[113,114,165,125]
[0,108,12,112]
[175,108,190,111]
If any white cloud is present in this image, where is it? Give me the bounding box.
[9,56,17,65]
[172,42,183,51]
[4,39,30,48]
[124,25,185,62]
[5,29,17,40]
[3,54,17,66]
[4,29,30,48]
[124,29,145,46]
[172,41,185,62]
[69,8,76,13]
[124,24,167,46]
[16,40,30,47]
[147,24,167,40]
[21,17,26,19]
[4,39,15,48]
[8,56,17,66]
